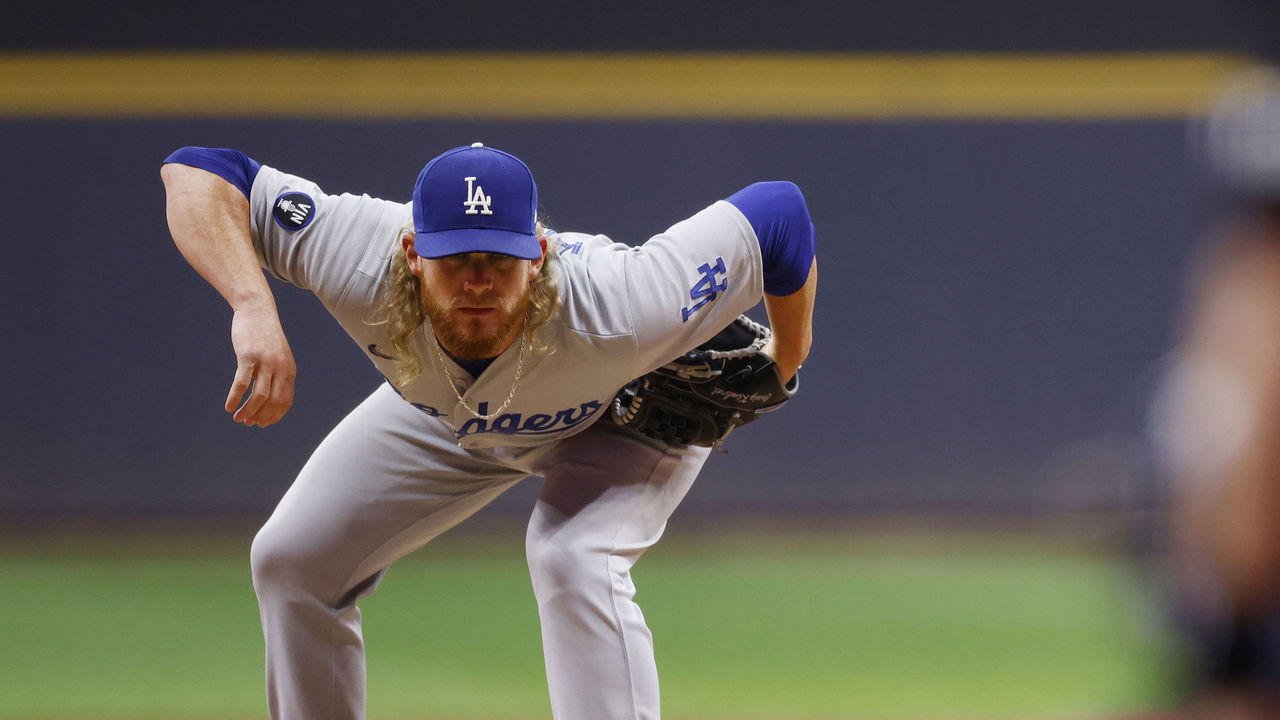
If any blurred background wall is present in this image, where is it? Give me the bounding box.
[4,0,1279,527]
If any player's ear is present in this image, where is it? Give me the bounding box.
[401,232,422,275]
[529,235,547,278]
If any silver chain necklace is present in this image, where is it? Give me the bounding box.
[430,325,529,420]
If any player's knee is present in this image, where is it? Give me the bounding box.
[249,522,318,597]
[525,525,602,595]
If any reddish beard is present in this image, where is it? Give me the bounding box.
[423,289,531,360]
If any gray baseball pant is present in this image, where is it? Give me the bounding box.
[249,383,709,719]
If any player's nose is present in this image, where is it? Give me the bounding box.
[461,269,493,292]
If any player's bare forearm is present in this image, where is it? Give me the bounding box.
[763,256,817,383]
[161,162,296,427]
[161,164,275,312]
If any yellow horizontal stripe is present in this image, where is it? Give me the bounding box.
[0,51,1254,120]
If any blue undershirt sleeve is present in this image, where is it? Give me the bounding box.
[162,146,262,200]
[725,181,816,296]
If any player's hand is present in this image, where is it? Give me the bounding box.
[226,305,296,427]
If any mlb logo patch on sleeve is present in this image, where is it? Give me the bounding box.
[273,192,315,230]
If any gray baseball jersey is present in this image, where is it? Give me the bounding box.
[249,164,764,448]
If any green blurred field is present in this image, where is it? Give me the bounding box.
[0,526,1180,719]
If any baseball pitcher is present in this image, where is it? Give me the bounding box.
[160,142,817,720]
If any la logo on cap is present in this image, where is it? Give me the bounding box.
[463,176,493,215]
[461,141,494,216]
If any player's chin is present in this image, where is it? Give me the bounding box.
[448,322,504,352]
[455,314,500,337]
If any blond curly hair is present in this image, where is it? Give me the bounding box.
[374,221,561,388]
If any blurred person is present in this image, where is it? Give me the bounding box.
[160,141,816,720]
[1153,65,1280,719]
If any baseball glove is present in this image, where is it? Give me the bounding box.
[611,315,799,450]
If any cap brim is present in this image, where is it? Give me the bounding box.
[415,228,542,260]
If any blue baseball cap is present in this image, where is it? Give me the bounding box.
[412,142,541,260]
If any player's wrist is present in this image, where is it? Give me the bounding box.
[772,356,804,383]
[763,334,810,366]
[228,289,279,316]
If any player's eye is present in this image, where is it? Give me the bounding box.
[485,253,517,270]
